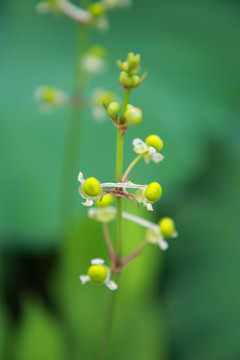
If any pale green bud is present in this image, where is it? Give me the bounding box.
[132,75,140,87]
[107,102,120,117]
[124,104,142,125]
[119,71,133,88]
[127,52,141,69]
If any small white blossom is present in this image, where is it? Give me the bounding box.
[78,171,147,207]
[134,188,153,211]
[122,211,178,250]
[34,86,68,113]
[132,138,164,164]
[88,206,116,223]
[80,54,107,74]
[79,258,118,290]
[78,172,103,207]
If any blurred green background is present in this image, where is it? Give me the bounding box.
[1,0,240,359]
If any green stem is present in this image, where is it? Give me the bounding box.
[122,153,144,182]
[115,89,130,261]
[58,24,89,235]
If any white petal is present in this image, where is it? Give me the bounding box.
[134,189,145,203]
[143,199,153,211]
[78,172,85,184]
[91,258,105,265]
[172,231,178,238]
[88,207,116,223]
[105,280,118,290]
[132,138,148,154]
[152,153,164,164]
[158,239,169,251]
[79,275,90,284]
[143,153,151,164]
[81,199,93,207]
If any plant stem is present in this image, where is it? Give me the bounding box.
[102,223,117,267]
[122,153,144,182]
[115,90,130,261]
[58,23,89,234]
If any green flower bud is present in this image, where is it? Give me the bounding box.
[131,75,140,87]
[127,52,141,69]
[119,71,133,88]
[145,182,162,202]
[107,101,120,117]
[124,104,142,125]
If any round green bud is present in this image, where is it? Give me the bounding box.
[119,71,133,88]
[145,182,162,202]
[88,2,106,18]
[107,102,120,117]
[132,75,140,87]
[159,217,175,238]
[83,177,101,197]
[145,135,163,151]
[95,194,113,207]
[88,265,107,284]
[124,104,142,126]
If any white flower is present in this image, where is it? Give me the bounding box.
[78,172,103,207]
[122,211,178,250]
[79,258,118,290]
[78,171,147,207]
[134,181,162,211]
[88,206,116,223]
[80,54,107,74]
[80,46,108,75]
[132,138,164,164]
[34,86,68,113]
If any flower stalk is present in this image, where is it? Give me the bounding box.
[115,89,130,262]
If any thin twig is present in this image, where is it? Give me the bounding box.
[102,223,117,267]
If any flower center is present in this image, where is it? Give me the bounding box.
[83,177,101,197]
[159,217,175,238]
[145,182,162,202]
[145,135,163,151]
[88,265,107,284]
[95,194,113,207]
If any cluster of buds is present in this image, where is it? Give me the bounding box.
[79,52,178,290]
[118,52,147,89]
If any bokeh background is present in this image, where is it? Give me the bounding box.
[1,0,240,359]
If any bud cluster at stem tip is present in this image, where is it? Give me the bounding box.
[117,52,147,89]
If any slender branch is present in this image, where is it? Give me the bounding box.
[102,223,117,267]
[122,153,144,182]
[121,241,148,267]
[59,1,92,25]
[115,90,130,262]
